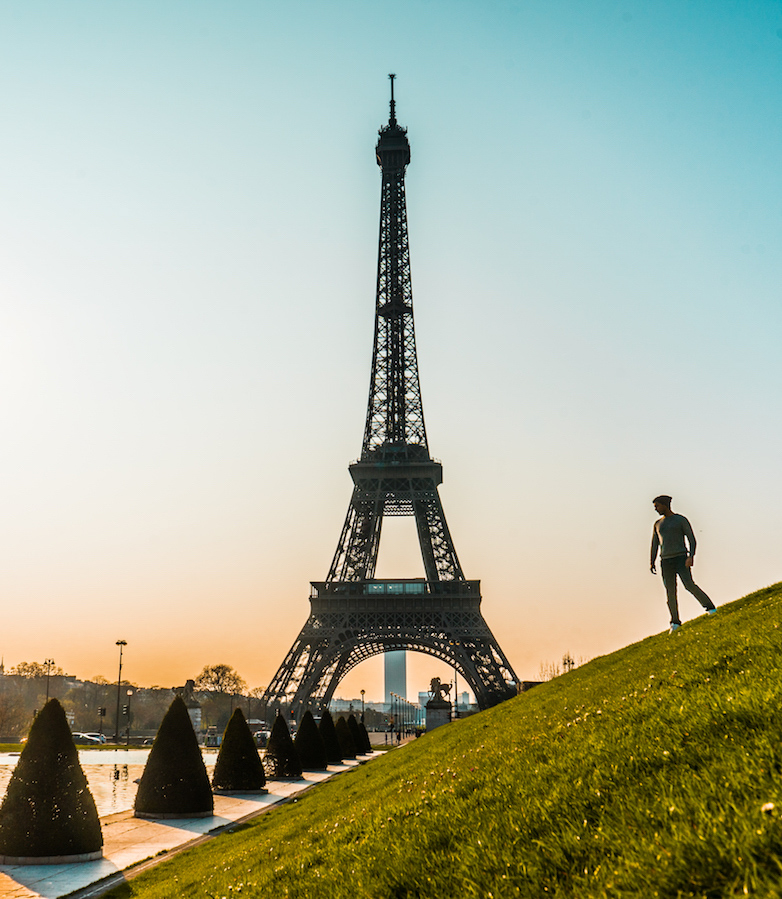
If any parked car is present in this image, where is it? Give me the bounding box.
[254,730,271,748]
[83,732,107,744]
[71,733,102,745]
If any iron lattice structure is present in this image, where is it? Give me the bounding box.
[263,77,518,715]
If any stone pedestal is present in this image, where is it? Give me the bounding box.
[425,698,451,732]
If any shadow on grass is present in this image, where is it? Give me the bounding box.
[100,879,133,898]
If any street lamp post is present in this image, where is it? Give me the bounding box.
[360,689,365,724]
[113,640,127,742]
[44,659,55,703]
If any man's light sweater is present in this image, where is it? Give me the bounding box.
[651,513,697,561]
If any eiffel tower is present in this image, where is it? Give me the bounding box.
[263,76,518,715]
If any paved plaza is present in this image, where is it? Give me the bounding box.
[0,755,381,899]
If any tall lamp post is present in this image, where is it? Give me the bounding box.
[44,659,55,702]
[113,640,127,742]
[360,689,365,724]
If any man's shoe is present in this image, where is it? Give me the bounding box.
[669,623,681,634]
[707,608,717,616]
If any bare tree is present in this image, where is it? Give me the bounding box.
[194,664,246,695]
[538,660,561,681]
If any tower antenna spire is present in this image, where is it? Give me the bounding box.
[388,72,397,126]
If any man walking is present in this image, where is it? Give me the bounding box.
[650,495,716,633]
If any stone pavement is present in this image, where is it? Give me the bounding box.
[0,755,380,899]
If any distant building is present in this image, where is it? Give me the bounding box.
[188,707,202,733]
[384,651,406,703]
[329,698,358,713]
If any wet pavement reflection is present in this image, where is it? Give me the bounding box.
[0,749,218,817]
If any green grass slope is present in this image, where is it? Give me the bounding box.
[106,584,782,898]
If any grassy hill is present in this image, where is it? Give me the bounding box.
[106,583,782,898]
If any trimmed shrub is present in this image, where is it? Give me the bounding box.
[265,713,303,779]
[359,720,373,753]
[335,716,357,760]
[347,714,366,755]
[318,709,342,765]
[212,708,266,792]
[134,696,213,818]
[294,711,328,770]
[0,699,102,859]
[347,713,362,750]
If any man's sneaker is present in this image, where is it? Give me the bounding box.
[669,623,681,634]
[707,608,717,616]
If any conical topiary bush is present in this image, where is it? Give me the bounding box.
[0,699,102,863]
[347,714,365,755]
[134,696,213,819]
[318,709,342,765]
[294,711,328,771]
[335,716,357,760]
[212,708,266,793]
[359,720,373,753]
[264,713,303,779]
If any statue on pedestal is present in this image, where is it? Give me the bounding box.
[425,677,452,733]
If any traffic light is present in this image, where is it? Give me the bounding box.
[98,707,107,717]
[122,705,129,717]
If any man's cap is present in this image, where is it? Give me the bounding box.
[653,495,673,505]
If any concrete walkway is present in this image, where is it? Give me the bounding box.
[0,754,380,899]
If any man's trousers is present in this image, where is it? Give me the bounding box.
[660,554,715,626]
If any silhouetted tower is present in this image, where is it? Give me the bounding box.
[263,76,518,715]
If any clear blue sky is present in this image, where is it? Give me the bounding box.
[1,1,780,700]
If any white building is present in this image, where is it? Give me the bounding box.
[384,651,406,703]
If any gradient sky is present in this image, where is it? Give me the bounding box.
[1,1,780,702]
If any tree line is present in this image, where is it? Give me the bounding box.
[0,661,262,739]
